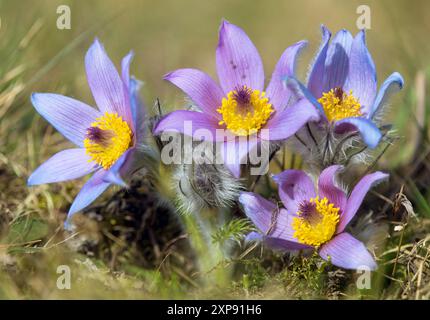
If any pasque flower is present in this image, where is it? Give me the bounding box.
[287,26,404,149]
[173,162,242,214]
[239,165,388,270]
[153,20,319,177]
[28,39,147,227]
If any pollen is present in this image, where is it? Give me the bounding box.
[292,197,340,247]
[217,85,274,136]
[318,87,362,122]
[84,112,133,170]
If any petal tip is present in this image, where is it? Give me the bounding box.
[218,19,241,46]
[92,37,102,48]
[220,18,231,29]
[328,164,344,173]
[271,173,280,183]
[238,192,253,205]
[229,165,241,179]
[297,39,308,46]
[369,260,378,271]
[357,28,366,39]
[30,92,43,108]
[393,72,405,89]
[335,28,353,40]
[218,19,231,46]
[88,38,104,57]
[63,219,74,232]
[244,231,262,243]
[86,38,106,64]
[163,70,176,81]
[67,204,79,218]
[104,171,128,188]
[356,255,378,271]
[373,171,390,184]
[27,175,36,186]
[152,119,162,135]
[294,40,308,51]
[238,193,246,205]
[367,132,382,149]
[320,24,332,37]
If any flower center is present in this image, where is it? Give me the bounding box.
[84,112,133,170]
[217,85,274,136]
[292,196,340,246]
[318,87,362,122]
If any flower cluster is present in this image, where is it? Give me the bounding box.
[28,40,152,229]
[28,20,403,270]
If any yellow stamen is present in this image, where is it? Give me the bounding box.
[318,88,362,122]
[292,196,340,247]
[84,112,133,170]
[217,85,274,136]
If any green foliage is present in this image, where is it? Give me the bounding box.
[6,217,49,246]
[239,260,269,294]
[281,253,329,294]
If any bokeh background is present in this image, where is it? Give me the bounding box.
[1,0,430,299]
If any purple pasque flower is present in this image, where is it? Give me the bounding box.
[28,39,147,228]
[287,25,404,149]
[239,165,388,270]
[153,20,320,178]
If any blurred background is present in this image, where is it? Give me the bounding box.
[1,0,429,299]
